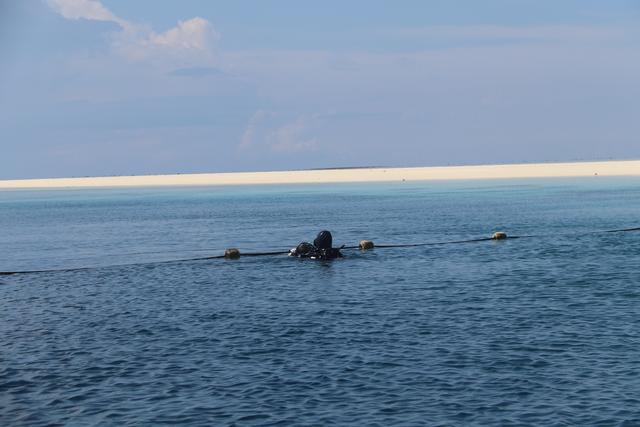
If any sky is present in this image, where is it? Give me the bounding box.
[1,0,639,179]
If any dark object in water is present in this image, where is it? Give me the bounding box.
[290,230,343,260]
[224,248,241,259]
[294,242,315,257]
[359,240,374,250]
[314,230,333,250]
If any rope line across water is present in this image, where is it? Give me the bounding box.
[1,226,639,277]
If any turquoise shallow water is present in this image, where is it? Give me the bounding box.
[2,178,640,425]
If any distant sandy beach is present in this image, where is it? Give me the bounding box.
[1,160,639,189]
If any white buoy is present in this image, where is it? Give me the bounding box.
[492,231,508,240]
[224,248,241,259]
[359,240,375,250]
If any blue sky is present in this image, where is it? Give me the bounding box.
[1,0,639,179]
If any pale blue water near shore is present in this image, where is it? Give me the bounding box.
[2,177,640,425]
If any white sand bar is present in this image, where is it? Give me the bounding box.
[1,160,639,189]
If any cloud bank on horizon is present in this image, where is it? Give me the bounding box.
[0,0,639,178]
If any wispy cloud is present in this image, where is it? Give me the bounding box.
[239,110,271,150]
[112,17,219,64]
[47,0,123,24]
[240,111,319,153]
[47,0,219,65]
[267,116,318,153]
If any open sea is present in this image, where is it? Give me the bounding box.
[2,177,640,426]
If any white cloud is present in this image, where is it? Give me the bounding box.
[47,0,124,24]
[113,17,219,64]
[240,111,319,153]
[151,17,214,50]
[47,0,219,65]
[267,117,318,153]
[240,110,271,149]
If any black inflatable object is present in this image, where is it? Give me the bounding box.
[314,230,333,250]
[290,230,343,260]
[295,242,315,257]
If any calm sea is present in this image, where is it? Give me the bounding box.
[2,178,640,426]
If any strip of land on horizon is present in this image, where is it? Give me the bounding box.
[1,160,639,189]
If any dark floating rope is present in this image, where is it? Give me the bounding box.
[372,237,494,249]
[1,226,639,277]
[604,226,640,233]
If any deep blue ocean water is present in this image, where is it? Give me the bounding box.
[2,178,640,426]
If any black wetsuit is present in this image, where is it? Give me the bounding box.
[289,230,343,260]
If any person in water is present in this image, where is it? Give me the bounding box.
[289,230,343,260]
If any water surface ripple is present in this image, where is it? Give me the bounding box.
[2,178,640,425]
